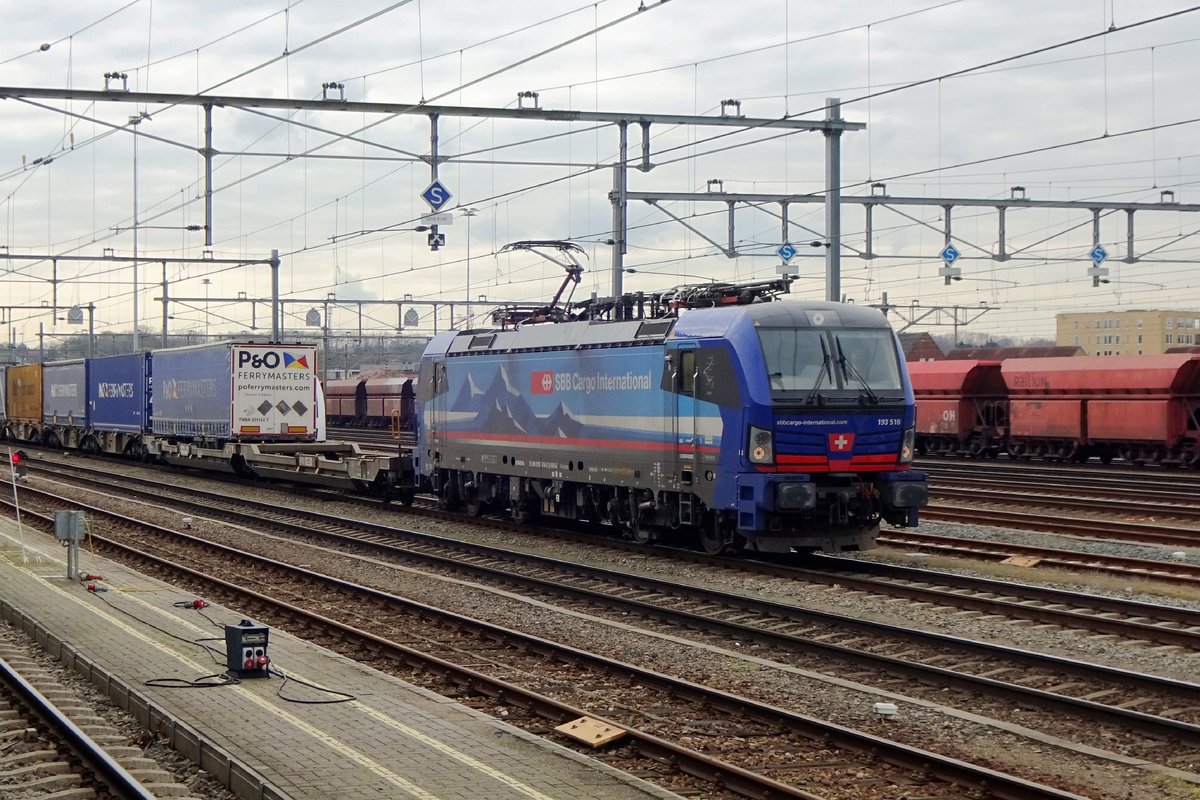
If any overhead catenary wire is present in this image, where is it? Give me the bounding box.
[6,3,1200,338]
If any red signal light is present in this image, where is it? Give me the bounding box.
[10,453,19,464]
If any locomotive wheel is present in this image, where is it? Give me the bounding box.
[698,518,731,555]
[465,496,486,517]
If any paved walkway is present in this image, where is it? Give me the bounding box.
[0,513,679,800]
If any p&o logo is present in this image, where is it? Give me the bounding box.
[284,352,310,370]
[236,350,310,370]
[530,370,554,395]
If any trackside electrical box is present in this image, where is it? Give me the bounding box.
[224,619,271,679]
[53,510,87,542]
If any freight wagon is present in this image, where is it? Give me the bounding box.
[5,364,43,442]
[0,342,413,499]
[910,353,1200,466]
[42,359,89,448]
[909,360,1007,457]
[324,373,416,431]
[151,342,319,441]
[86,352,152,456]
[1002,354,1200,465]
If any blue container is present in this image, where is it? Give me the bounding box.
[89,353,151,434]
[43,360,89,426]
[151,343,233,438]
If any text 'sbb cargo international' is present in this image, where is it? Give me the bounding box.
[43,359,90,426]
[152,342,318,440]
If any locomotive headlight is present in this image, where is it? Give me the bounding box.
[748,426,774,465]
[899,426,916,464]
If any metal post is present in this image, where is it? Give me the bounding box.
[202,278,210,340]
[203,104,214,246]
[429,114,440,251]
[780,201,789,254]
[864,204,875,259]
[131,115,141,351]
[270,249,280,341]
[86,304,94,359]
[51,259,57,317]
[161,262,169,348]
[997,208,1008,260]
[823,97,842,303]
[322,299,330,374]
[461,208,479,318]
[38,322,43,363]
[1125,209,1136,263]
[611,121,629,299]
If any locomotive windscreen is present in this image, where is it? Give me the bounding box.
[758,328,902,396]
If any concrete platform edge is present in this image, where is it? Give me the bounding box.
[0,594,291,800]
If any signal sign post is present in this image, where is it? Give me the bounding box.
[421,180,453,252]
[776,243,797,276]
[938,243,961,285]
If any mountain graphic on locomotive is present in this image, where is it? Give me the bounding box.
[415,262,928,554]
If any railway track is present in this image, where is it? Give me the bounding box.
[878,528,1200,585]
[4,487,1096,800]
[337,431,1200,556]
[0,649,156,800]
[28,450,1200,602]
[19,464,1200,762]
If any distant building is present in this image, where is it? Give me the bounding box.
[946,345,1085,360]
[897,332,943,362]
[1056,310,1200,356]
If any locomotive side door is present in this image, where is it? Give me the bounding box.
[671,346,698,490]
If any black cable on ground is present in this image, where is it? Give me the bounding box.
[269,666,357,705]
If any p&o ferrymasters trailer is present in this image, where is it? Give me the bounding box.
[147,341,409,495]
[151,342,319,441]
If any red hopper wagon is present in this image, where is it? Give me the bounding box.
[908,360,1007,457]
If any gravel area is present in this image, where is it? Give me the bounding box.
[21,470,1200,796]
[23,461,1200,800]
[899,513,1200,566]
[0,618,235,800]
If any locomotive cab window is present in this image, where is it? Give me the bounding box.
[758,328,902,400]
[680,350,696,396]
[757,329,831,392]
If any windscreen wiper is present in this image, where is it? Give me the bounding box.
[805,337,832,405]
[834,335,879,405]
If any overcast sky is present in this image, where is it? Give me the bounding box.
[2,0,1199,345]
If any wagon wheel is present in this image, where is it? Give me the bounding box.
[465,495,486,517]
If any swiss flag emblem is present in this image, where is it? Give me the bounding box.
[828,432,855,453]
[531,370,554,395]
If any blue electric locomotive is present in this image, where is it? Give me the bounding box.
[416,293,927,553]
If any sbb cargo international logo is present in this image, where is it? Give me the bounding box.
[531,370,554,395]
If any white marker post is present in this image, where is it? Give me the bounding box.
[8,448,27,563]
